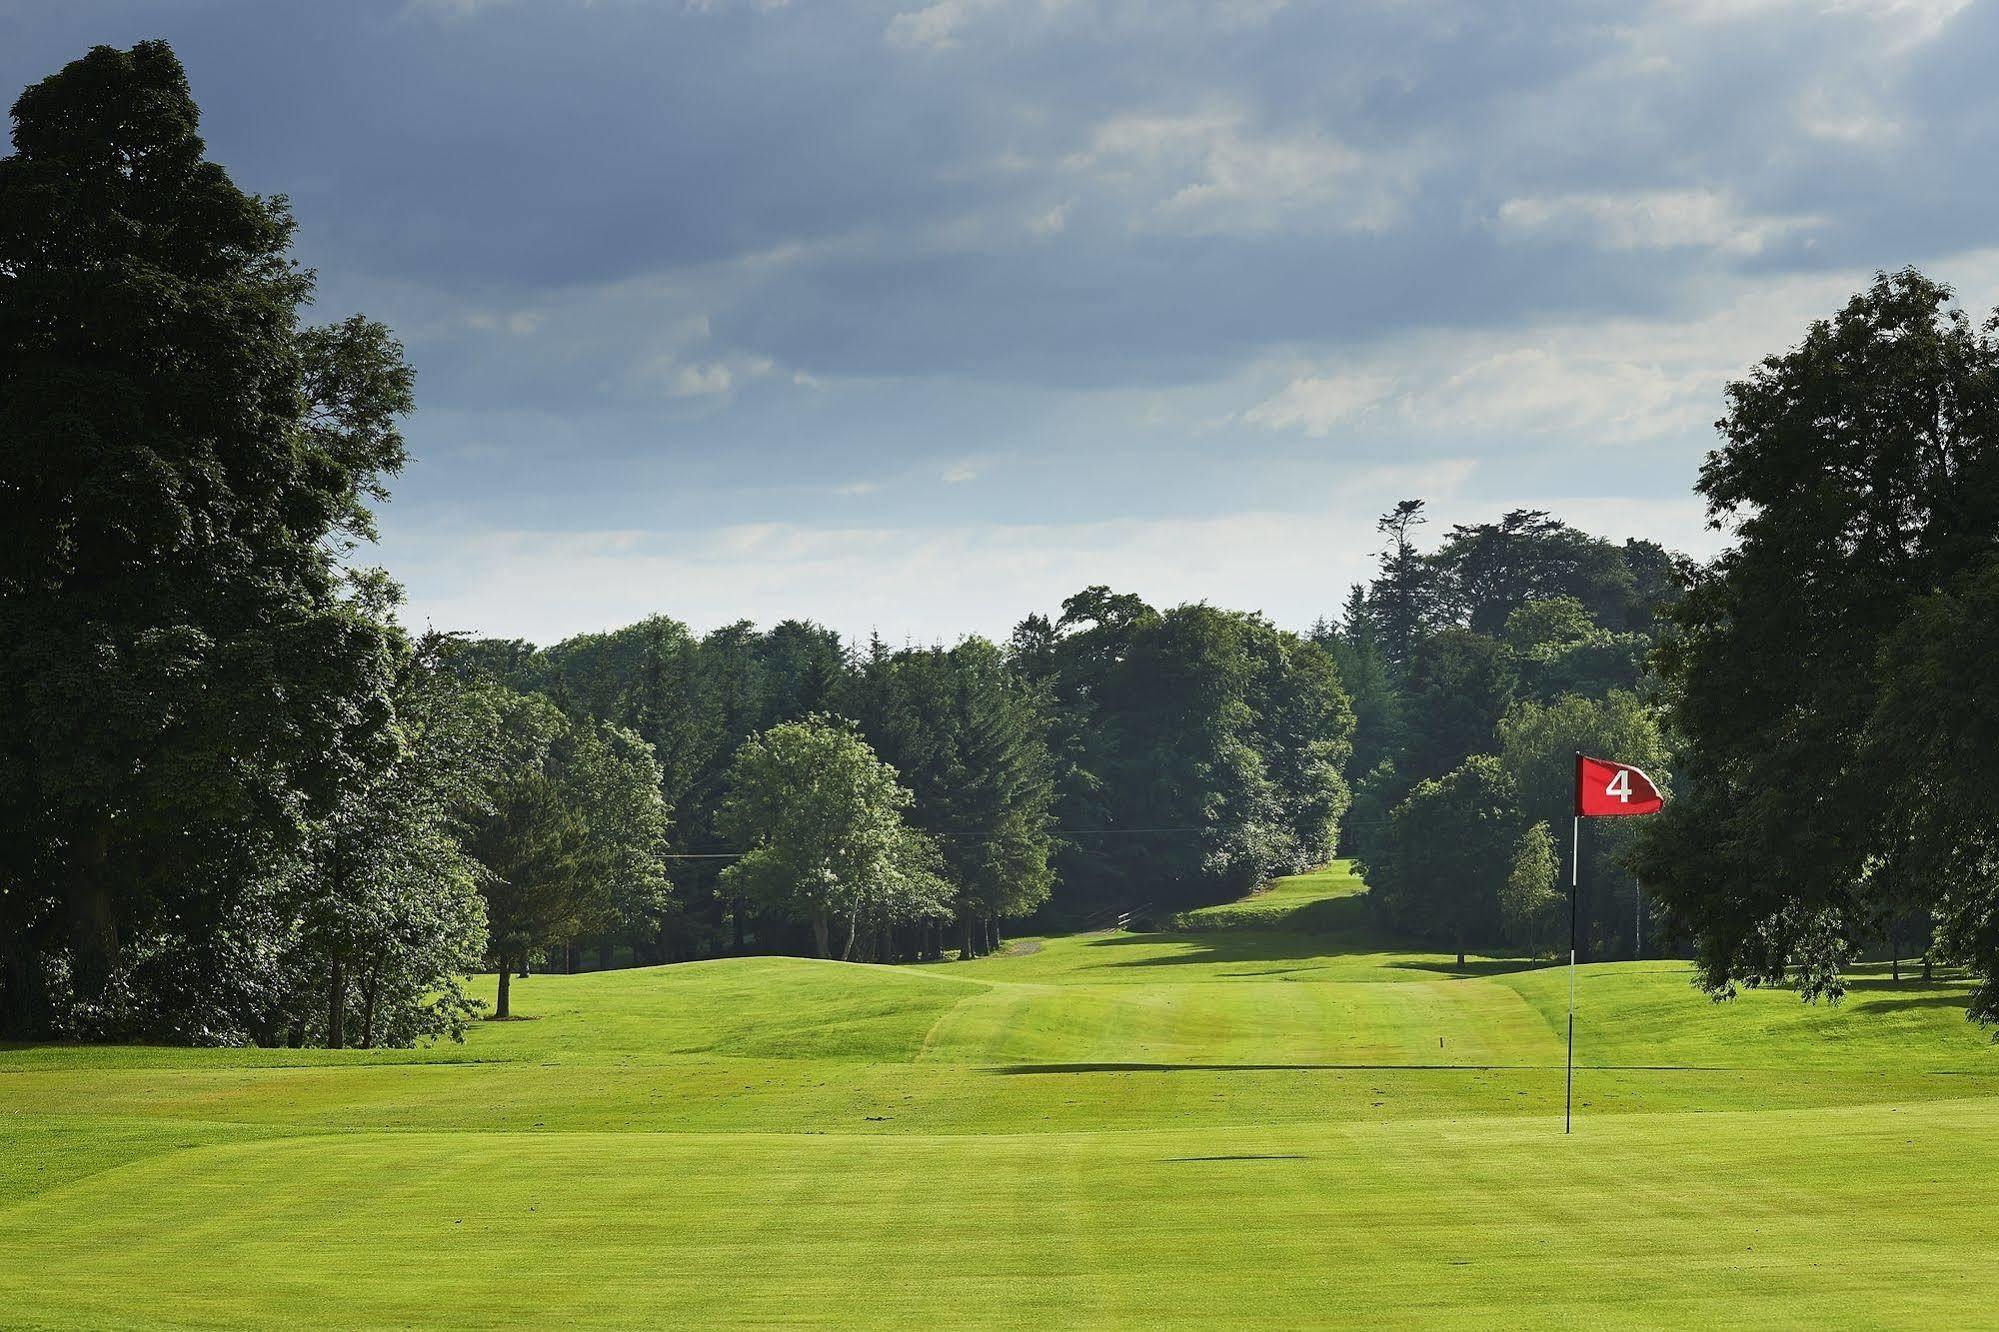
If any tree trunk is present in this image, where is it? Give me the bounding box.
[495,959,512,1019]
[811,908,830,959]
[960,915,975,960]
[1891,923,1901,983]
[65,822,118,1003]
[564,942,575,975]
[326,953,346,1049]
[599,938,614,971]
[0,931,52,1039]
[359,965,379,1048]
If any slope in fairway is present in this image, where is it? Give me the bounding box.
[4,861,1997,1328]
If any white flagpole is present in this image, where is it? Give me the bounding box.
[1567,811,1579,1135]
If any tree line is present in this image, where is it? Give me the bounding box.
[9,43,1999,1045]
[451,585,1356,974]
[1319,504,1677,965]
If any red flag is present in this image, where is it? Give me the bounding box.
[1574,753,1664,818]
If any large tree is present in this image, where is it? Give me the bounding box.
[718,717,941,958]
[1366,755,1524,966]
[1865,558,1999,1019]
[0,43,414,1036]
[1633,269,1999,1006]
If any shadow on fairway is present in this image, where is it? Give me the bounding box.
[1084,930,1381,967]
[1165,1154,1312,1162]
[988,1061,1525,1074]
[1385,957,1548,979]
[1083,929,1548,979]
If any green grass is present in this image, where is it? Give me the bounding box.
[4,860,1997,1328]
[1170,861,1370,931]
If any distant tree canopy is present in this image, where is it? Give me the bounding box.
[841,636,1058,957]
[1331,495,1683,964]
[1016,592,1355,913]
[466,592,1356,952]
[1633,269,1999,1018]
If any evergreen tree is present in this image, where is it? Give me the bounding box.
[0,42,414,1036]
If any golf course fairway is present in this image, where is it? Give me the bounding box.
[5,866,1996,1329]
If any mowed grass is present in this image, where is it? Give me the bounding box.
[4,861,1997,1328]
[1171,862,1370,932]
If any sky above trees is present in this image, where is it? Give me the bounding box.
[6,0,1995,644]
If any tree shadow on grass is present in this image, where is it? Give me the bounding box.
[988,1061,1523,1074]
[1082,930,1379,969]
[1843,990,1977,1015]
[1081,929,1549,980]
[1384,957,1551,979]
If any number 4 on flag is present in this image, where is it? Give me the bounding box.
[1574,753,1664,818]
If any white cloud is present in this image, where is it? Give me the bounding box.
[1243,372,1398,437]
[463,309,545,336]
[1067,108,1399,236]
[669,362,736,397]
[1244,253,1999,446]
[1494,189,1821,255]
[941,460,980,483]
[885,0,996,50]
[1027,202,1070,235]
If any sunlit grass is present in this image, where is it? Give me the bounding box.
[5,867,1997,1328]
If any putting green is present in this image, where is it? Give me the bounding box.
[4,862,1996,1327]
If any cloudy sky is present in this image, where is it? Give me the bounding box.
[6,0,1996,645]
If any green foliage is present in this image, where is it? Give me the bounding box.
[843,636,1058,954]
[459,688,670,1013]
[1633,268,1999,1006]
[1502,822,1562,954]
[1319,586,1405,782]
[1367,755,1525,953]
[1431,509,1646,635]
[1497,691,1667,959]
[1035,593,1354,909]
[461,615,846,959]
[1503,596,1648,702]
[719,717,944,958]
[277,633,496,1047]
[1866,556,1999,1021]
[1401,628,1517,783]
[0,42,416,1038]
